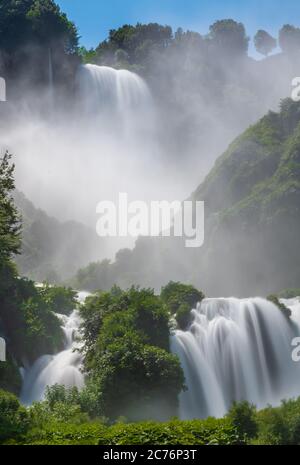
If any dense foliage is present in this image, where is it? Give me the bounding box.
[79,286,185,421]
[80,20,298,71]
[161,281,204,314]
[3,389,300,445]
[160,281,204,330]
[278,288,300,298]
[254,30,277,56]
[0,0,79,94]
[0,154,79,394]
[0,389,30,442]
[37,284,77,315]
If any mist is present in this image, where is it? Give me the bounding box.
[1,21,300,286]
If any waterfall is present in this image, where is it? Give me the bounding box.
[171,297,300,420]
[20,291,89,405]
[76,64,154,138]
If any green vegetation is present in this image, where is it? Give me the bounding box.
[278,288,300,298]
[3,388,300,445]
[279,24,300,54]
[37,284,77,315]
[254,30,277,56]
[175,304,193,330]
[0,354,22,395]
[161,281,204,314]
[267,294,292,318]
[79,286,185,421]
[0,0,79,89]
[227,401,258,440]
[0,389,30,442]
[160,281,204,330]
[0,153,79,394]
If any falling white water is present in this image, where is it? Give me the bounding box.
[20,291,89,405]
[77,64,155,140]
[2,62,180,249]
[171,297,300,420]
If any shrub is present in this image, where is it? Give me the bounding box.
[0,353,22,395]
[0,389,30,442]
[227,401,258,440]
[161,281,204,315]
[175,303,193,330]
[278,288,300,299]
[38,285,77,315]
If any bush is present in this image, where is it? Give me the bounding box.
[175,303,193,330]
[0,263,65,366]
[0,353,22,395]
[80,286,185,421]
[98,417,243,445]
[19,417,243,445]
[278,288,300,299]
[255,406,289,444]
[86,337,185,421]
[38,285,77,315]
[227,401,258,440]
[0,389,30,442]
[29,385,90,427]
[256,398,300,445]
[160,281,204,315]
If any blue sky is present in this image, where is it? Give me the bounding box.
[57,0,300,56]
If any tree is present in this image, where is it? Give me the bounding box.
[95,23,172,67]
[227,401,258,440]
[0,1,79,88]
[80,286,185,421]
[254,30,277,56]
[279,25,300,54]
[87,337,185,421]
[0,0,78,53]
[209,19,249,57]
[27,0,78,53]
[0,389,30,441]
[38,284,77,315]
[160,281,204,314]
[0,152,21,261]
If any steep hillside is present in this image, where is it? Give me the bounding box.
[73,99,300,296]
[187,98,300,295]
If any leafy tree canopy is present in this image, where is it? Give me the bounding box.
[279,24,300,54]
[254,30,277,56]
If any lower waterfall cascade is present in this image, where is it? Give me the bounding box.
[20,291,89,405]
[19,293,300,420]
[171,297,300,419]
